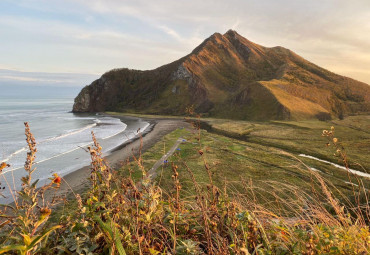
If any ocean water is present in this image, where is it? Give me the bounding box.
[0,98,149,203]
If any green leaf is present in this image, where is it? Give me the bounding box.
[28,225,62,249]
[93,215,127,255]
[148,248,161,254]
[22,234,32,246]
[0,245,27,254]
[31,179,40,188]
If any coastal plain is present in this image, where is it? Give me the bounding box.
[52,113,370,208]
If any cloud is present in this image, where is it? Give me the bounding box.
[0,69,99,87]
[156,25,182,41]
[0,14,193,73]
[64,0,370,83]
[1,0,370,84]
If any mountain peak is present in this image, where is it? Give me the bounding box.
[205,29,244,43]
[192,29,252,55]
[73,30,370,120]
[224,29,239,37]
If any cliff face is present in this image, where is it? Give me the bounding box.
[73,30,370,120]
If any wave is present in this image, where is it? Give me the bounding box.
[1,121,98,163]
[2,120,128,173]
[33,141,93,166]
[2,147,27,162]
[39,122,97,144]
[102,125,127,140]
[57,117,97,120]
[138,123,150,134]
[2,141,93,174]
[1,118,149,176]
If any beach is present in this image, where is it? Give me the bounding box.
[45,116,189,202]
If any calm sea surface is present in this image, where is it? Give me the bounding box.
[0,97,149,203]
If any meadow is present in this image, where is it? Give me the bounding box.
[0,115,369,254]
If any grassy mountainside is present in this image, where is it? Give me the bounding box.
[73,30,370,120]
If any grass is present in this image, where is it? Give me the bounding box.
[0,118,369,254]
[260,80,331,120]
[107,112,370,173]
[120,127,191,182]
[126,123,369,207]
[204,115,370,172]
[110,112,370,198]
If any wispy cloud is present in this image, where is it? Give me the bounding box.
[156,25,182,41]
[0,69,98,87]
[0,0,370,84]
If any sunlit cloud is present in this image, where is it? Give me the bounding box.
[0,0,369,84]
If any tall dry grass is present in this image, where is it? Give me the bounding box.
[0,121,369,254]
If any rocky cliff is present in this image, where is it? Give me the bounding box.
[73,30,370,120]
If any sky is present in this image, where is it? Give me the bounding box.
[1,0,370,88]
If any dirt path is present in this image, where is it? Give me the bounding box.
[147,138,185,179]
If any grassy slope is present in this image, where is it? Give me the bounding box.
[118,114,369,207]
[78,31,370,121]
[206,116,370,171]
[260,80,330,120]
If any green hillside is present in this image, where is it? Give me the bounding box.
[73,30,370,121]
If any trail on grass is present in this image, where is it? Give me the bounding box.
[147,138,184,179]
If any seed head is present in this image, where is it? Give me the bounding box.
[40,207,52,218]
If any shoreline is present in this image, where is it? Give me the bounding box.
[46,115,188,202]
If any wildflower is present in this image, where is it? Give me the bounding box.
[40,207,52,218]
[51,173,61,186]
[176,148,181,151]
[0,162,10,172]
[333,138,338,143]
[331,126,335,131]
[198,150,203,155]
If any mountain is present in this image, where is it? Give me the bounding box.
[73,30,370,120]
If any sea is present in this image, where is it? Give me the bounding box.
[0,97,150,203]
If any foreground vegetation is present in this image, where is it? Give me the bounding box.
[0,117,369,254]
